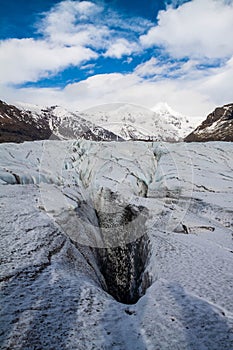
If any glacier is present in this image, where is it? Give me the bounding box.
[0,140,233,349]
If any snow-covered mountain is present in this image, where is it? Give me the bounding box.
[81,102,198,141]
[185,103,233,142]
[1,100,201,143]
[2,99,232,144]
[1,139,233,349]
[0,100,122,143]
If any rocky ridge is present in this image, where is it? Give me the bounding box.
[185,103,233,142]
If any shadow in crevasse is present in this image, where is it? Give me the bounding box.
[168,283,233,350]
[0,228,152,350]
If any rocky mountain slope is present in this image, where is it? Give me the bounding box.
[185,103,233,142]
[0,100,121,143]
[0,100,52,143]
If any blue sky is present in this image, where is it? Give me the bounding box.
[0,0,233,117]
[0,0,167,39]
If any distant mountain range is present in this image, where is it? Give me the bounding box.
[185,103,233,142]
[0,100,232,143]
[0,100,121,143]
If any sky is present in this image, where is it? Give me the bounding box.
[0,0,233,118]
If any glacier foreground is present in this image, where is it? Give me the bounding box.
[0,140,233,350]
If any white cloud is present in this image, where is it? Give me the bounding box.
[43,23,110,49]
[134,56,212,82]
[198,56,233,104]
[0,0,151,86]
[80,63,96,70]
[134,57,182,77]
[63,73,142,106]
[39,0,150,52]
[133,57,159,77]
[3,49,233,119]
[40,1,110,49]
[0,0,232,118]
[0,38,97,84]
[0,69,218,118]
[104,39,139,59]
[60,72,215,117]
[141,0,233,59]
[40,0,102,38]
[0,1,107,86]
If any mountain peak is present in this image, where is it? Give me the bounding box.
[151,102,179,115]
[81,102,196,141]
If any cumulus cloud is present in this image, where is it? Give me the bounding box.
[198,56,233,103]
[0,0,232,118]
[0,1,105,85]
[2,49,233,118]
[58,70,217,117]
[41,0,102,35]
[104,39,139,59]
[0,69,217,118]
[141,0,233,59]
[0,0,152,86]
[39,0,150,55]
[39,1,110,49]
[134,56,214,82]
[134,57,183,78]
[134,58,159,77]
[0,38,97,84]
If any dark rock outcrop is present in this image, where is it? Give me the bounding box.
[0,100,52,143]
[185,103,233,142]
